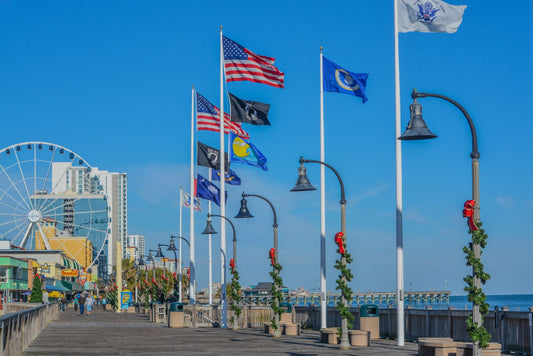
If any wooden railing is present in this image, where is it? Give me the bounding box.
[294,305,533,354]
[0,302,59,356]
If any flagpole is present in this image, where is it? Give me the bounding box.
[394,0,405,347]
[319,47,327,330]
[190,85,196,304]
[179,187,183,303]
[219,25,227,329]
[208,169,213,306]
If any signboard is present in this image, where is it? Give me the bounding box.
[121,290,132,310]
[61,269,79,277]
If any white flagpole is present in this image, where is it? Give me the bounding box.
[319,47,327,330]
[394,0,405,347]
[219,26,227,329]
[208,169,213,306]
[179,187,183,303]
[190,85,196,304]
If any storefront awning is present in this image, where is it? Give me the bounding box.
[45,284,69,292]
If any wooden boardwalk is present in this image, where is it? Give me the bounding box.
[22,307,423,355]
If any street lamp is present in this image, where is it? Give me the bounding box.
[167,236,190,303]
[399,88,482,355]
[202,214,238,329]
[234,192,282,338]
[291,156,351,350]
[159,237,179,299]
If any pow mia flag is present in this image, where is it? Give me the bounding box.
[197,141,229,172]
[228,92,271,126]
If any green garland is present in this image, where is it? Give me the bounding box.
[463,222,491,348]
[229,270,242,326]
[269,262,284,330]
[334,239,354,331]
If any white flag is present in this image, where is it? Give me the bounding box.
[180,189,201,211]
[398,0,466,33]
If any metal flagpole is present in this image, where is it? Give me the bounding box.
[208,169,213,305]
[179,187,183,303]
[394,0,405,346]
[219,26,227,329]
[319,47,327,330]
[190,85,196,304]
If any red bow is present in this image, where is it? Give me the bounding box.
[137,283,141,289]
[268,248,275,266]
[162,274,168,281]
[462,200,479,231]
[151,278,157,285]
[172,272,177,281]
[334,232,345,254]
[230,258,235,274]
[144,279,150,286]
[187,268,190,279]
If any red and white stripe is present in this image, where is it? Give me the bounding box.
[225,49,285,88]
[197,109,249,139]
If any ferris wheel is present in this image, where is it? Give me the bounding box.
[0,141,109,269]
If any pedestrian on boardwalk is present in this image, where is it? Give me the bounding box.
[78,293,86,315]
[60,296,66,312]
[86,294,94,315]
[101,296,107,311]
[73,294,79,311]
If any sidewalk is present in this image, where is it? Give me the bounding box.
[21,308,423,355]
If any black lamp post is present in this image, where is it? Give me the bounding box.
[168,236,190,303]
[291,156,350,350]
[399,88,482,355]
[202,214,237,329]
[235,192,281,337]
[159,237,179,299]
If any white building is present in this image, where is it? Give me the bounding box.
[127,234,145,263]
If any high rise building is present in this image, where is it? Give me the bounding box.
[51,163,127,280]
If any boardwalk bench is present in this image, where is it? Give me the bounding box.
[418,338,456,356]
[281,323,300,336]
[320,327,338,344]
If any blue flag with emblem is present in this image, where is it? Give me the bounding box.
[212,168,242,186]
[195,174,227,207]
[323,56,368,103]
[229,132,267,171]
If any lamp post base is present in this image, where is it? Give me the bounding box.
[339,341,351,350]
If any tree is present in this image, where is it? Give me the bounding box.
[29,274,43,303]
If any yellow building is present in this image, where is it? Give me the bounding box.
[35,218,93,271]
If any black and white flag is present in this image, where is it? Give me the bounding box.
[228,92,271,126]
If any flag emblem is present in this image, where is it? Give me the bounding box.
[229,132,267,171]
[335,69,360,92]
[417,2,440,23]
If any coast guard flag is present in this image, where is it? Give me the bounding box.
[223,36,285,88]
[180,188,201,211]
[212,168,242,186]
[398,0,466,33]
[195,174,227,207]
[229,132,267,171]
[323,57,368,103]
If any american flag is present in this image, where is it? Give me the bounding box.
[196,92,249,139]
[223,36,284,88]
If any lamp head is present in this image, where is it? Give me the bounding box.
[167,237,177,251]
[398,100,437,141]
[234,196,254,218]
[138,257,145,266]
[202,219,218,235]
[290,162,317,192]
[155,246,164,258]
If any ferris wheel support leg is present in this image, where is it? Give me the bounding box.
[36,222,51,250]
[20,222,34,249]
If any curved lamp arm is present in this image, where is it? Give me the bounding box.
[300,157,346,204]
[242,193,278,227]
[412,89,480,159]
[208,214,237,243]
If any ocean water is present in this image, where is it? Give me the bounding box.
[449,294,533,311]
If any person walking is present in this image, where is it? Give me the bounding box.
[101,296,107,311]
[73,294,79,311]
[78,293,86,315]
[86,294,94,316]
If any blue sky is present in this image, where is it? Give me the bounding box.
[0,1,531,295]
